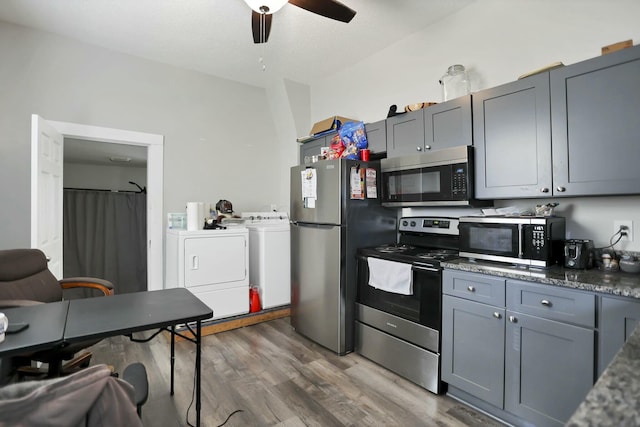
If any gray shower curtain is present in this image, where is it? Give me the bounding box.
[63,189,147,294]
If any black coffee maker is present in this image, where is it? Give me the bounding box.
[564,239,594,269]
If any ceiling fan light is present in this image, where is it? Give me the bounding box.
[243,0,288,14]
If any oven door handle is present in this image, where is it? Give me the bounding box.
[412,264,440,273]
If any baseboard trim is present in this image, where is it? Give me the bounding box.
[165,306,291,342]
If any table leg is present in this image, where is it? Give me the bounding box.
[196,320,202,427]
[170,324,175,395]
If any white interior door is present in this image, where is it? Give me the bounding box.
[31,114,64,278]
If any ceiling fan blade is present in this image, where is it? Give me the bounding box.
[289,0,356,23]
[251,11,273,43]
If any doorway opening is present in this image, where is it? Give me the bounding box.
[31,115,164,291]
[64,138,149,293]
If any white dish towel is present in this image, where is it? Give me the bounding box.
[367,258,413,295]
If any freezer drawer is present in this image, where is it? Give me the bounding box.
[291,223,344,353]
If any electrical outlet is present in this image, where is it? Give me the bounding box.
[614,220,633,242]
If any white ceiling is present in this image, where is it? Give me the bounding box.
[0,0,474,166]
[64,138,148,168]
[0,0,474,89]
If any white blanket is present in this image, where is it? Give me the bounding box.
[367,258,413,295]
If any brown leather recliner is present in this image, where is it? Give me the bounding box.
[0,248,114,378]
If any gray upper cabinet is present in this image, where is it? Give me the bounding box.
[598,295,640,376]
[475,45,640,199]
[364,120,386,154]
[299,136,327,164]
[424,95,472,150]
[385,110,425,158]
[473,72,552,199]
[551,44,640,197]
[386,96,473,159]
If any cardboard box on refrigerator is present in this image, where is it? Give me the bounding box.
[310,116,358,136]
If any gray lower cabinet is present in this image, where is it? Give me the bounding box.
[364,120,386,154]
[504,310,594,427]
[442,295,505,407]
[550,44,640,197]
[473,72,552,199]
[598,295,640,376]
[442,270,506,407]
[442,270,596,427]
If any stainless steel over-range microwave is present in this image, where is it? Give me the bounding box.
[380,145,490,207]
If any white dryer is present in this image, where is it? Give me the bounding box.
[241,212,291,309]
[166,227,249,320]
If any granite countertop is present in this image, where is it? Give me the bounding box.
[566,322,640,426]
[441,258,640,298]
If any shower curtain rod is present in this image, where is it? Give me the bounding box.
[64,187,140,193]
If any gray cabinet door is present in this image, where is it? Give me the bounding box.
[364,120,387,154]
[599,296,640,376]
[505,311,594,427]
[424,95,472,150]
[473,73,552,199]
[551,44,640,197]
[442,295,505,408]
[385,110,425,158]
[299,135,327,164]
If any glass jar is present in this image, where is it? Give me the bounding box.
[439,65,470,101]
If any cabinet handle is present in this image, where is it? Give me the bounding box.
[540,187,549,193]
[467,285,475,292]
[416,146,422,151]
[541,299,551,307]
[493,312,502,319]
[556,186,566,192]
[191,255,199,270]
[425,145,431,150]
[509,315,517,323]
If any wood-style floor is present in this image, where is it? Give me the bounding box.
[90,318,504,426]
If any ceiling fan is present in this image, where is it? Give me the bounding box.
[243,0,356,44]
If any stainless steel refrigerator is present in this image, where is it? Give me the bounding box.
[290,159,397,355]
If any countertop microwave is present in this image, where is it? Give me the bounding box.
[458,215,566,268]
[380,145,491,207]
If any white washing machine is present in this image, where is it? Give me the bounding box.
[240,212,291,309]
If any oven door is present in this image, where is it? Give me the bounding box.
[356,255,441,331]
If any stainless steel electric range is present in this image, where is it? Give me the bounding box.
[355,217,460,394]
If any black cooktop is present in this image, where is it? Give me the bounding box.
[358,244,459,265]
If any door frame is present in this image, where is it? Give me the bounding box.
[31,117,164,291]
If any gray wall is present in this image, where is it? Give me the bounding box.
[310,0,640,252]
[0,20,292,249]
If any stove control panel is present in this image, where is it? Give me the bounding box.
[399,217,459,236]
